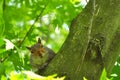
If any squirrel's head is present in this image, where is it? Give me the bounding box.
[26,38,45,58]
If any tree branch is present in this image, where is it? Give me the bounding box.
[18,3,48,47]
[3,0,5,11]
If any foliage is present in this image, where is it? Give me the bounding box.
[111,57,120,80]
[1,71,65,80]
[82,68,113,80]
[100,68,107,80]
[0,0,120,79]
[100,68,113,80]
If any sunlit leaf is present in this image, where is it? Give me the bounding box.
[4,39,14,50]
[100,68,107,80]
[83,77,88,80]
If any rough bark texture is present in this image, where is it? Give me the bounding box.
[42,0,120,80]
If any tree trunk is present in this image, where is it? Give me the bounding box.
[42,0,120,80]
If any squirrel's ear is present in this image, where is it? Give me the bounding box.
[38,38,41,44]
[26,46,31,50]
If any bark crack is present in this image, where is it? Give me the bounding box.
[75,0,97,78]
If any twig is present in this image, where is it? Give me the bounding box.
[0,54,8,63]
[18,3,48,47]
[0,49,13,63]
[3,0,6,11]
[1,2,49,63]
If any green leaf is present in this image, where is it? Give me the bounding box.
[0,0,5,36]
[0,38,5,47]
[0,63,5,76]
[0,0,3,15]
[1,75,7,80]
[10,71,26,80]
[83,77,88,80]
[100,68,107,80]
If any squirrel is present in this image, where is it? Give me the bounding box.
[26,38,56,72]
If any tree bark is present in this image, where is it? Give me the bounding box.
[42,0,120,80]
